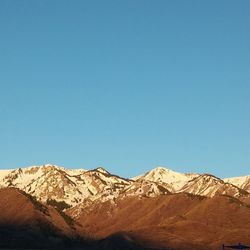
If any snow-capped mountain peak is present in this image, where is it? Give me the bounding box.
[0,164,249,211]
[135,166,198,192]
[224,175,250,193]
[0,164,132,208]
[179,174,249,197]
[94,167,110,175]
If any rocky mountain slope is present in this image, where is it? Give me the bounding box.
[134,167,198,192]
[0,187,78,248]
[72,193,250,250]
[0,187,158,250]
[0,164,132,208]
[224,175,250,192]
[0,164,249,208]
[0,164,250,249]
[179,174,248,197]
[136,167,249,198]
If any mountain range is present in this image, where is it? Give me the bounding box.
[0,164,249,249]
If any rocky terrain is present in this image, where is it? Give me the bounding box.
[0,164,249,249]
[0,187,79,248]
[0,165,132,208]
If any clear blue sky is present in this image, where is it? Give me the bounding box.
[0,0,249,178]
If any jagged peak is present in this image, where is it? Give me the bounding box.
[224,175,250,183]
[142,166,191,180]
[149,166,176,173]
[39,164,66,170]
[14,164,64,171]
[192,174,223,182]
[94,167,110,174]
[183,174,225,187]
[144,166,197,177]
[11,164,87,175]
[135,166,179,179]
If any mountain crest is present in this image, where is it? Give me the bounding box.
[137,166,198,192]
[0,164,249,209]
[95,167,110,175]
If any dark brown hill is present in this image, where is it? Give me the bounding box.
[73,193,250,250]
[0,188,159,250]
[0,187,79,248]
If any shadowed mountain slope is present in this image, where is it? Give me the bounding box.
[0,187,84,248]
[0,187,161,250]
[73,193,250,250]
[1,165,250,249]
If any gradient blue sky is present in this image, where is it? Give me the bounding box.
[0,1,250,178]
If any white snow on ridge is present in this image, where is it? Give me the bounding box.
[224,175,250,192]
[179,174,247,197]
[136,166,198,192]
[0,164,132,207]
[0,164,250,209]
[224,175,250,185]
[0,169,12,184]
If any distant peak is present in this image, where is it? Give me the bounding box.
[190,174,223,183]
[41,164,61,168]
[25,164,61,169]
[151,166,167,171]
[95,167,110,174]
[23,164,65,173]
[199,174,221,180]
[156,166,171,171]
[149,166,178,174]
